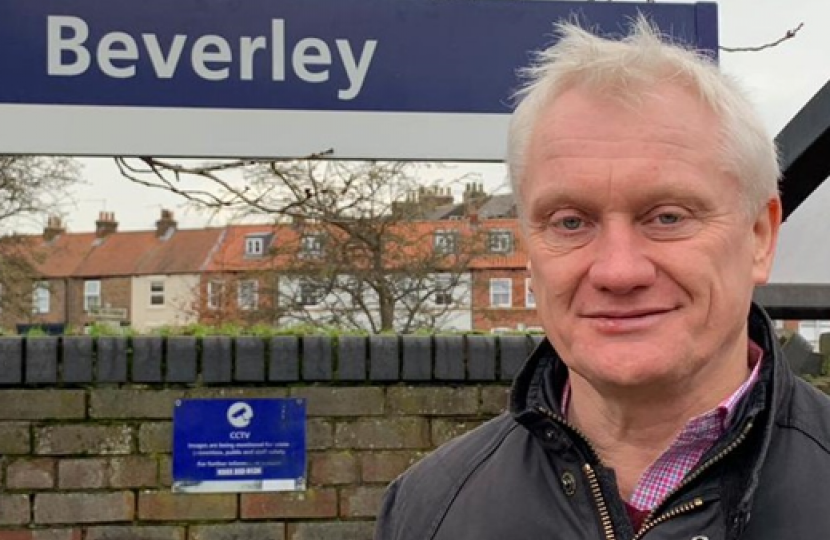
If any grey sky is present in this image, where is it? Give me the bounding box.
[65,1,829,282]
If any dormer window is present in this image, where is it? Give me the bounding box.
[433,230,458,254]
[300,233,324,258]
[244,234,271,258]
[488,230,514,254]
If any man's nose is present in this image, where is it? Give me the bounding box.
[587,221,657,294]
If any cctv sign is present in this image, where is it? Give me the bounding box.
[172,398,307,493]
[0,0,717,159]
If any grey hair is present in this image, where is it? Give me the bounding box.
[506,16,780,218]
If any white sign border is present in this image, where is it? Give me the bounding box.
[0,104,509,160]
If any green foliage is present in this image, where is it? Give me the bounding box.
[23,326,49,338]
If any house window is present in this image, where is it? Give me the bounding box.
[299,282,325,306]
[525,278,536,308]
[244,236,266,257]
[797,320,830,352]
[300,234,324,258]
[32,281,50,314]
[433,231,458,254]
[488,230,514,254]
[238,280,259,310]
[150,281,165,306]
[490,278,512,308]
[207,281,225,310]
[84,280,101,312]
[433,274,454,306]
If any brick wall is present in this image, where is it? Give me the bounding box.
[472,270,541,331]
[0,335,537,540]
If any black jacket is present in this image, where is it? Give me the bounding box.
[376,304,830,539]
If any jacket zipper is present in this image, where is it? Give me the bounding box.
[535,406,615,539]
[535,406,755,540]
[584,463,617,540]
[631,418,755,540]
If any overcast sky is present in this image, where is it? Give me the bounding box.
[58,0,830,282]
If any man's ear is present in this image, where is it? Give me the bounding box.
[752,197,782,285]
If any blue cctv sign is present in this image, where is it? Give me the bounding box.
[0,0,717,159]
[172,398,306,493]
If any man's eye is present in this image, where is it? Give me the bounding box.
[655,213,682,225]
[558,216,584,230]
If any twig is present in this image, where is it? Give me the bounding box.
[720,23,804,53]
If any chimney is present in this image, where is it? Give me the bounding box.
[95,211,118,238]
[155,209,177,238]
[43,216,66,242]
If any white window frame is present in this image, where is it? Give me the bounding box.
[238,280,259,310]
[300,233,324,258]
[150,280,165,307]
[298,281,325,307]
[84,280,101,312]
[525,278,536,309]
[433,274,454,306]
[32,281,50,314]
[488,230,514,254]
[207,280,225,310]
[489,278,512,308]
[433,230,458,255]
[244,236,265,257]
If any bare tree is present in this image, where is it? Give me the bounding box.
[116,158,486,332]
[0,156,80,326]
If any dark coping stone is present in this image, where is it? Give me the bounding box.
[337,336,366,381]
[269,336,299,382]
[499,336,531,381]
[96,337,128,382]
[235,337,265,382]
[435,336,465,381]
[62,337,94,383]
[166,337,197,383]
[202,336,233,383]
[467,336,496,381]
[0,338,23,385]
[26,338,59,384]
[302,336,333,381]
[401,336,432,381]
[370,336,400,381]
[132,337,163,383]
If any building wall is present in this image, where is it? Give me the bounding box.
[0,278,68,330]
[197,273,277,327]
[131,275,200,331]
[66,277,132,329]
[472,269,541,331]
[277,273,474,332]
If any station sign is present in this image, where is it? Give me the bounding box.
[0,0,717,159]
[172,398,306,493]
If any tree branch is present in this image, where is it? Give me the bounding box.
[720,22,804,53]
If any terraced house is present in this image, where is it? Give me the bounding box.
[2,200,542,333]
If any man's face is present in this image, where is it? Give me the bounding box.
[521,83,780,392]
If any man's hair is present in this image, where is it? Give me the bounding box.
[507,17,780,218]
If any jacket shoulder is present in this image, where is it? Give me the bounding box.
[778,376,830,454]
[375,413,519,540]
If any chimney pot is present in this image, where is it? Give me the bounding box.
[95,211,118,238]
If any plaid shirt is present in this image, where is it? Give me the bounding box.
[563,342,764,511]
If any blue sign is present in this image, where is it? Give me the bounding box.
[172,398,306,493]
[0,0,718,159]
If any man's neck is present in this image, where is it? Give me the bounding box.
[565,349,751,500]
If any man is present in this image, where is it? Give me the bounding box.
[376,18,830,540]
